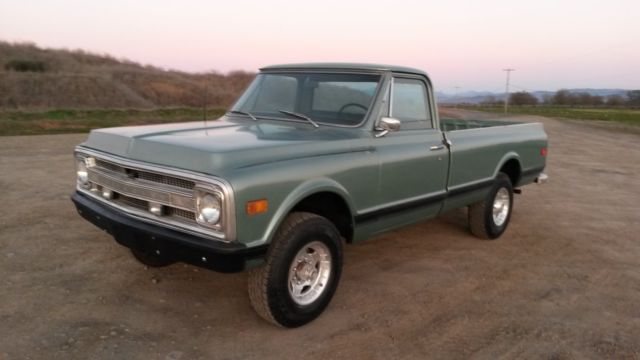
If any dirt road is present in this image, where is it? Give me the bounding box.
[1,111,639,359]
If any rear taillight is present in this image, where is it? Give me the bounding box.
[540,147,548,157]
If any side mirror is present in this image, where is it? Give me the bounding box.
[375,117,401,137]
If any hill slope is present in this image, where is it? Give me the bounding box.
[0,41,254,109]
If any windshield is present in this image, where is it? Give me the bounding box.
[230,72,382,126]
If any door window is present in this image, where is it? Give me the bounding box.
[391,78,432,130]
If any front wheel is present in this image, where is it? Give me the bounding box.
[468,172,514,240]
[130,248,175,267]
[248,212,343,327]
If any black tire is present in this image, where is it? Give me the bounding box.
[248,212,343,328]
[468,172,514,240]
[130,248,175,267]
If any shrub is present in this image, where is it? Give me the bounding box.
[4,60,48,72]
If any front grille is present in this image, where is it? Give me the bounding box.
[136,171,195,190]
[95,159,125,174]
[95,159,195,190]
[86,157,199,227]
[76,148,231,241]
[169,207,197,221]
[116,193,149,211]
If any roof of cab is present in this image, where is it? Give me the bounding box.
[260,63,429,77]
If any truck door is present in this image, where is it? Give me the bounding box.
[361,76,449,229]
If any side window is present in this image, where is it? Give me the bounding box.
[391,78,432,130]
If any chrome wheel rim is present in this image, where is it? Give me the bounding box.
[492,188,510,227]
[288,241,332,306]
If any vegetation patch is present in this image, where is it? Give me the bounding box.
[0,107,226,136]
[459,106,640,125]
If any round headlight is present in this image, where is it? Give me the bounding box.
[196,193,221,226]
[76,159,90,187]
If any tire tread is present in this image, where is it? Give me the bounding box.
[247,212,325,326]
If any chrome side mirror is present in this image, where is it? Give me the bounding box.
[375,117,401,137]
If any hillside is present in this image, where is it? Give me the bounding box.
[0,41,254,109]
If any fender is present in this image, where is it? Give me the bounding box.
[259,177,356,247]
[493,151,521,179]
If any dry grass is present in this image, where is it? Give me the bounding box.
[0,41,255,109]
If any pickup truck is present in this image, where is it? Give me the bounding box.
[71,63,547,327]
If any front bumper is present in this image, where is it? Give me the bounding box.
[71,192,267,273]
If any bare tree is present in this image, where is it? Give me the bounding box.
[606,95,626,107]
[627,90,640,106]
[509,91,539,106]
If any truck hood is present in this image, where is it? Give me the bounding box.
[82,117,371,176]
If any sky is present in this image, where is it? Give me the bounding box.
[1,0,638,93]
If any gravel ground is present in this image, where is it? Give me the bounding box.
[1,111,639,359]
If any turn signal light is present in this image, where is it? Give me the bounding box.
[246,199,268,215]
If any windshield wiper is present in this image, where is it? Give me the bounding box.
[278,110,319,128]
[228,110,258,121]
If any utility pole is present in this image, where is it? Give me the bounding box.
[503,68,515,114]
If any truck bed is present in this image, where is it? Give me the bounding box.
[440,118,518,131]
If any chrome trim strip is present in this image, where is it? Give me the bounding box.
[75,147,237,242]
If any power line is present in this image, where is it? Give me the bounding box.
[503,68,515,114]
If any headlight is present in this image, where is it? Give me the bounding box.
[76,158,90,188]
[195,189,222,227]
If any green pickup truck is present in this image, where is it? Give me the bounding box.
[72,63,547,327]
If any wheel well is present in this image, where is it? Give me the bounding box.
[291,192,353,243]
[500,159,521,186]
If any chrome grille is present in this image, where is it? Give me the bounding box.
[86,157,199,227]
[75,147,233,242]
[136,171,195,190]
[116,193,149,211]
[95,159,125,174]
[95,159,195,190]
[169,207,197,221]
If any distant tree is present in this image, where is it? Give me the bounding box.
[509,91,538,105]
[481,96,505,106]
[551,89,571,105]
[627,90,640,106]
[606,95,626,106]
[575,92,593,106]
[590,95,604,106]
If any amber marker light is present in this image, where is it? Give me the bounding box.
[246,199,268,215]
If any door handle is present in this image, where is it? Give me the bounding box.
[430,145,445,151]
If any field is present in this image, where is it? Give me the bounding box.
[0,108,226,136]
[1,110,639,359]
[461,105,640,125]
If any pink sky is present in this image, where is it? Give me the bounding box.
[1,0,638,92]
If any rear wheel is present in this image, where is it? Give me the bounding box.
[469,172,514,240]
[248,212,343,327]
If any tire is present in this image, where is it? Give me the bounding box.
[469,172,514,240]
[130,248,175,267]
[248,212,343,328]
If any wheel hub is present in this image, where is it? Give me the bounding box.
[492,187,510,226]
[288,241,332,306]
